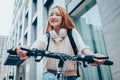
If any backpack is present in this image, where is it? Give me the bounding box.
[46,29,80,78]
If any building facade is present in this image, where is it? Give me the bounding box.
[3,0,120,80]
[0,35,8,80]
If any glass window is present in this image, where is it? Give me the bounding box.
[75,5,107,54]
[73,4,111,80]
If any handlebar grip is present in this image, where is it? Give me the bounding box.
[104,60,113,65]
[7,49,17,55]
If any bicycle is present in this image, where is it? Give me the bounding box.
[7,47,113,80]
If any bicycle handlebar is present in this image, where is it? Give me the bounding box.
[7,47,113,66]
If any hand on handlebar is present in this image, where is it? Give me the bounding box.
[91,54,105,66]
[13,46,30,60]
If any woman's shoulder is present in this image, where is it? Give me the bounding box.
[72,28,77,31]
[71,28,79,34]
[67,28,77,32]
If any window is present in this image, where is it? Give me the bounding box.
[31,17,37,44]
[32,0,37,17]
[23,32,28,45]
[75,4,107,54]
[72,3,111,80]
[20,77,22,80]
[43,0,53,32]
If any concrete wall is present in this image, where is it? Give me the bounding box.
[97,0,120,80]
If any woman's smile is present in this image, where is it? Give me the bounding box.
[51,18,58,23]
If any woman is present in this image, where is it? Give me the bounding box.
[14,5,105,80]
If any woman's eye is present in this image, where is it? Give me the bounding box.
[49,13,61,16]
[56,12,61,16]
[49,14,53,16]
[56,14,60,16]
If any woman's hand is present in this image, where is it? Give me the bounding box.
[91,54,105,66]
[13,46,30,60]
[82,48,105,66]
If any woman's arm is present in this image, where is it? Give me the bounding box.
[72,28,90,53]
[31,34,48,49]
[72,28,105,66]
[82,48,94,55]
[82,48,105,66]
[13,34,48,60]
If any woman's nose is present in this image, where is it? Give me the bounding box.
[51,16,57,19]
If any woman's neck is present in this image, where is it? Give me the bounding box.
[54,26,61,34]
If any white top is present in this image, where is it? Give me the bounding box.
[31,28,89,53]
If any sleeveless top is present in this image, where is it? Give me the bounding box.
[45,35,77,76]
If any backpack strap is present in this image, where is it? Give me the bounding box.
[67,29,78,55]
[46,33,50,50]
[67,29,80,78]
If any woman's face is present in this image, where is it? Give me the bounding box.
[48,8,62,29]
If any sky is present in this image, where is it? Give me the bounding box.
[0,0,14,36]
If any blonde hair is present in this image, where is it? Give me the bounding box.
[45,6,75,33]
